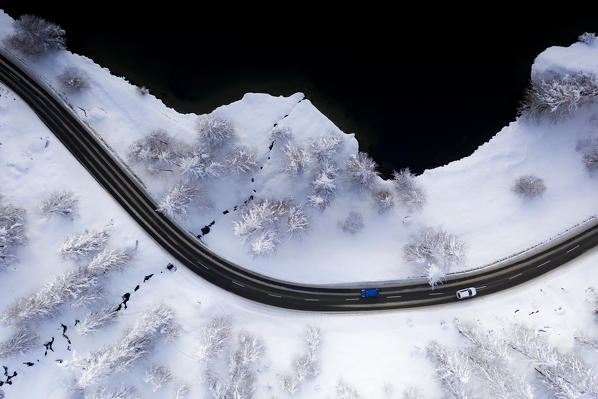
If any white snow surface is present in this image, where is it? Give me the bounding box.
[2,10,598,399]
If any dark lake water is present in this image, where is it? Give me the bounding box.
[2,5,596,177]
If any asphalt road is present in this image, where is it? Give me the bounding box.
[1,49,597,312]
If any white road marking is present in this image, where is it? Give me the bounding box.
[508,273,523,280]
[387,295,402,299]
[268,293,281,298]
[477,286,487,289]
[232,281,244,288]
[304,298,319,302]
[566,245,580,253]
[536,260,551,268]
[428,292,444,296]
[345,298,359,301]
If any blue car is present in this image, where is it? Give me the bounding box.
[361,288,379,298]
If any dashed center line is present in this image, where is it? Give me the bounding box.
[387,295,402,299]
[428,292,444,296]
[232,281,245,288]
[536,260,551,268]
[508,273,523,280]
[566,244,580,253]
[477,286,487,290]
[345,298,359,301]
[304,298,319,302]
[268,293,281,298]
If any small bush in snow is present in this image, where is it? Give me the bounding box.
[282,144,311,176]
[41,190,78,217]
[144,364,173,392]
[309,132,342,162]
[67,304,176,387]
[85,385,139,399]
[157,182,197,218]
[136,85,149,95]
[339,212,364,234]
[59,67,89,92]
[128,129,175,173]
[0,203,26,267]
[404,227,465,287]
[197,115,234,148]
[58,229,109,260]
[279,326,322,395]
[373,189,394,213]
[197,316,232,361]
[519,71,598,121]
[226,145,258,175]
[392,169,426,211]
[577,138,598,171]
[5,15,65,56]
[271,125,293,143]
[512,175,546,198]
[336,379,361,399]
[579,32,596,45]
[76,304,119,335]
[174,383,190,399]
[287,206,309,236]
[0,326,38,358]
[249,230,278,256]
[402,386,424,399]
[346,152,378,189]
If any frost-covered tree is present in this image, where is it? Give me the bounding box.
[143,364,173,392]
[404,227,465,287]
[128,129,175,173]
[336,380,361,399]
[84,385,139,399]
[0,326,38,358]
[59,67,89,92]
[339,211,364,234]
[249,230,278,256]
[41,190,78,217]
[197,115,234,148]
[519,71,598,121]
[66,304,176,387]
[373,189,394,213]
[392,169,426,211]
[308,160,338,210]
[426,341,473,399]
[287,206,309,236]
[5,15,65,56]
[157,183,197,218]
[346,152,378,189]
[58,229,109,260]
[76,304,119,336]
[279,326,322,395]
[282,144,311,176]
[402,386,424,399]
[0,203,26,267]
[512,175,546,198]
[86,248,131,276]
[577,138,598,171]
[226,145,258,175]
[176,147,222,181]
[174,383,190,399]
[579,32,596,45]
[197,316,232,361]
[507,323,598,398]
[271,125,293,144]
[309,132,342,162]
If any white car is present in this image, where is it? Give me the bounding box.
[456,287,477,300]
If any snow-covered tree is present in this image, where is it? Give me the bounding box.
[197,316,232,361]
[512,175,546,198]
[282,144,311,176]
[287,206,309,236]
[76,304,119,336]
[249,230,278,256]
[41,190,78,217]
[279,326,322,395]
[507,323,598,398]
[5,15,65,56]
[308,160,338,210]
[226,145,258,175]
[336,379,361,399]
[309,132,342,162]
[128,129,175,173]
[174,383,190,399]
[346,152,378,189]
[87,248,131,276]
[271,125,293,144]
[58,229,109,260]
[577,138,598,171]
[373,189,394,213]
[84,385,139,399]
[339,211,364,234]
[392,168,426,211]
[176,148,222,181]
[143,364,173,392]
[519,71,598,121]
[59,67,89,92]
[402,386,424,399]
[579,32,596,45]
[0,203,26,267]
[197,115,234,148]
[157,182,197,218]
[426,341,473,399]
[404,227,465,287]
[0,326,38,358]
[67,304,176,387]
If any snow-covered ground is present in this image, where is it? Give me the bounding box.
[2,9,598,399]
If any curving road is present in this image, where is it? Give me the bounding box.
[1,49,598,312]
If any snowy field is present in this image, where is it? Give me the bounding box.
[2,10,598,399]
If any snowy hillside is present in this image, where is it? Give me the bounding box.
[2,10,598,399]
